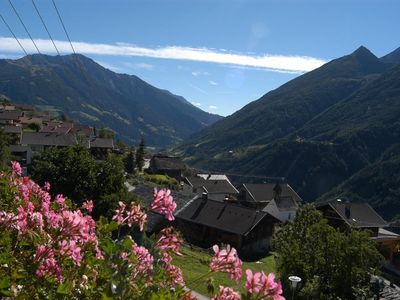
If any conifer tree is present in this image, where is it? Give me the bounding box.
[124,149,135,174]
[135,137,145,171]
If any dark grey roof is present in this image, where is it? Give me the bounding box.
[0,110,22,120]
[275,196,299,211]
[90,138,114,149]
[151,155,185,170]
[3,125,22,134]
[242,183,302,203]
[18,117,43,125]
[132,183,193,210]
[316,200,388,228]
[20,132,77,146]
[202,180,239,195]
[14,104,34,111]
[176,197,277,235]
[40,125,71,134]
[71,124,93,136]
[185,176,207,188]
[145,211,169,234]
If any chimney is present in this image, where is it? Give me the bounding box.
[202,192,208,201]
[345,201,351,219]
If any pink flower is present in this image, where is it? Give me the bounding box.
[43,181,51,191]
[0,211,16,229]
[112,201,126,224]
[17,206,28,233]
[11,161,22,176]
[245,269,262,293]
[211,286,240,300]
[120,251,129,260]
[155,227,182,256]
[82,200,94,213]
[55,194,66,207]
[165,263,185,286]
[59,240,83,266]
[151,188,176,221]
[131,242,154,277]
[112,201,147,231]
[244,270,285,300]
[209,245,242,282]
[34,245,63,282]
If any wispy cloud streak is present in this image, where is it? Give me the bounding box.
[0,36,326,73]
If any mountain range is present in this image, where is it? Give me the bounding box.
[0,54,222,147]
[175,46,400,220]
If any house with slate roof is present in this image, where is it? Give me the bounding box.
[175,194,280,257]
[239,183,302,222]
[0,110,22,125]
[20,132,78,155]
[315,199,387,236]
[89,137,114,159]
[183,175,239,201]
[316,199,400,270]
[148,154,186,180]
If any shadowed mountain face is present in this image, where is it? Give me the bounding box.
[175,46,400,220]
[0,54,222,147]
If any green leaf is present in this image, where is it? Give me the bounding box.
[100,292,114,300]
[57,281,73,294]
[102,239,115,255]
[106,221,119,233]
[0,277,10,289]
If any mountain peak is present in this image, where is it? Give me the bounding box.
[351,46,377,59]
[380,47,400,64]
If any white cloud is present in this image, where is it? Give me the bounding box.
[121,62,155,70]
[133,63,154,70]
[209,80,218,86]
[209,105,218,109]
[191,71,209,77]
[0,36,326,73]
[191,102,202,107]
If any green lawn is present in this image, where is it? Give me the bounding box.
[173,245,276,296]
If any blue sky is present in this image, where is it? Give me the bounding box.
[0,0,399,116]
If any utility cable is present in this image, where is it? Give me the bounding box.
[51,0,75,54]
[32,0,60,55]
[7,0,41,54]
[0,13,28,56]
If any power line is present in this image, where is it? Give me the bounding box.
[0,13,28,56]
[7,0,41,54]
[31,0,60,55]
[51,0,76,54]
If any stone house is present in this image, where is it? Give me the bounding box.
[239,183,302,222]
[148,154,185,180]
[175,194,280,257]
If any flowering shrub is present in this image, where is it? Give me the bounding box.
[0,161,284,299]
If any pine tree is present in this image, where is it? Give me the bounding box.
[135,137,145,172]
[124,149,135,174]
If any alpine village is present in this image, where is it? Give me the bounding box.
[0,1,400,300]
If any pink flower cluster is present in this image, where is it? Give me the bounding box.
[11,161,22,176]
[112,201,147,231]
[209,245,243,282]
[151,188,177,221]
[245,269,284,300]
[82,200,94,213]
[132,242,154,276]
[211,286,240,300]
[2,165,102,282]
[156,227,183,256]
